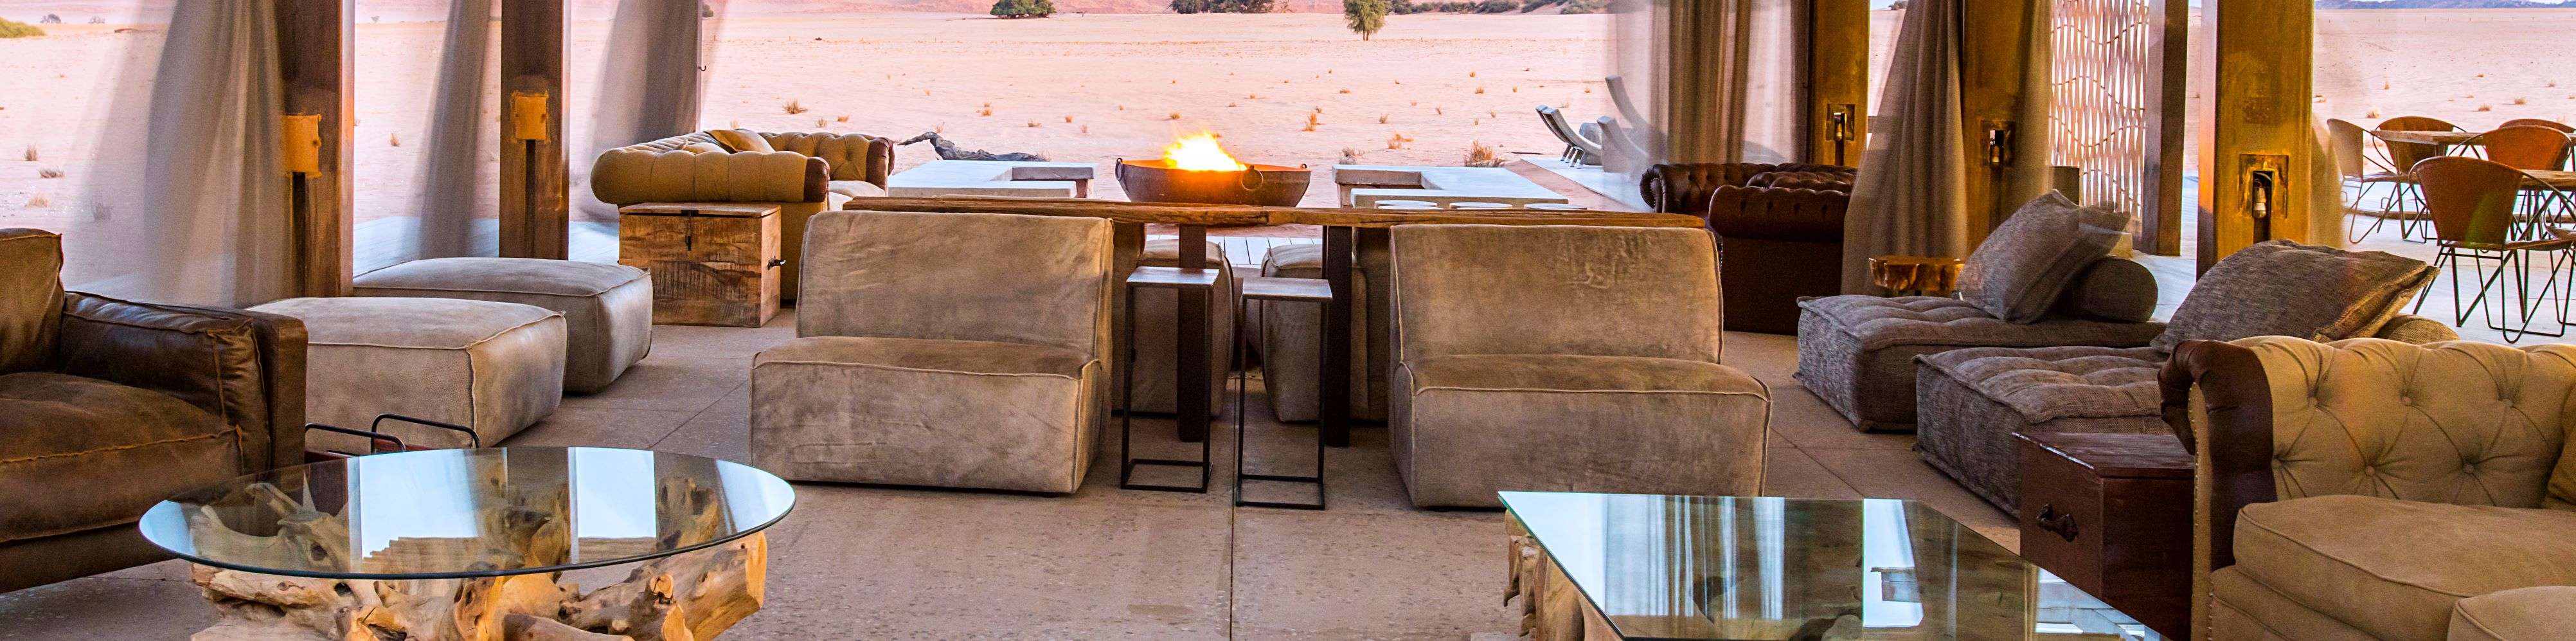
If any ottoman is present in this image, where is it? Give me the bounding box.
[353,257,652,393]
[1256,244,1382,422]
[249,297,566,451]
[1122,239,1233,417]
[1911,345,2169,511]
[1793,295,2164,432]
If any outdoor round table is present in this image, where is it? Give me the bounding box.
[139,446,795,640]
[2371,129,2483,147]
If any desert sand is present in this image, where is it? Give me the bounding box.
[4,8,2574,269]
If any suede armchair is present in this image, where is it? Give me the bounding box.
[1387,224,1770,508]
[2165,337,2576,641]
[591,129,895,301]
[0,229,305,593]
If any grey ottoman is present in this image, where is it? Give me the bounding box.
[1256,244,1381,422]
[1122,239,1233,417]
[354,257,650,393]
[1793,295,2164,432]
[1912,345,2170,511]
[249,297,566,451]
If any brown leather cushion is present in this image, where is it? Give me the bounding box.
[0,372,237,544]
[1704,185,1847,242]
[0,229,64,374]
[55,293,274,455]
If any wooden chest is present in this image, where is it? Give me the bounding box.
[2016,431,2192,639]
[617,203,781,327]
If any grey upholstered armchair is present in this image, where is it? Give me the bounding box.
[751,210,1114,494]
[1387,224,1770,508]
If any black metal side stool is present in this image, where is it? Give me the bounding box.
[1235,276,1331,510]
[1121,264,1221,492]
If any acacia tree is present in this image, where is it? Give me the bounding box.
[1344,0,1389,41]
[992,0,1056,18]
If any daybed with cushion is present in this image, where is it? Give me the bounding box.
[1795,192,2162,432]
[1914,240,2449,512]
[0,229,306,593]
[1388,224,1769,508]
[2167,337,2576,640]
[590,129,895,300]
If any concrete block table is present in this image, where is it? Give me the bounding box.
[1332,165,1571,208]
[886,159,1098,198]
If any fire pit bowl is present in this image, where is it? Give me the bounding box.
[1115,159,1312,207]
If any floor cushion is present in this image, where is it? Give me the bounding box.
[1913,345,2169,510]
[1793,295,2163,432]
[250,297,565,451]
[1393,354,1768,508]
[354,257,650,393]
[751,336,1100,493]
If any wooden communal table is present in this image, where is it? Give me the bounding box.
[2525,169,2576,189]
[845,196,1703,447]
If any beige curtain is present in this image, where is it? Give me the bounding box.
[573,0,723,227]
[413,0,499,261]
[68,0,293,306]
[1607,0,1802,195]
[1839,0,2053,293]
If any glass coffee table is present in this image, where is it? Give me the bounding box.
[1501,492,2165,640]
[139,447,794,640]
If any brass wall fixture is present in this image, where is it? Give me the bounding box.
[510,91,551,142]
[280,114,323,176]
[1982,120,2017,167]
[1825,104,1859,166]
[2238,153,2288,241]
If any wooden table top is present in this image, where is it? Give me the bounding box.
[2372,130,2484,146]
[2527,169,2576,189]
[620,202,780,217]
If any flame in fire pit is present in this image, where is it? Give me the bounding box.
[1161,133,1248,172]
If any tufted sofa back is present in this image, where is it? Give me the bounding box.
[2165,336,2576,572]
[1640,163,1854,219]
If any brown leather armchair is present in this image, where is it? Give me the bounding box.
[0,229,306,593]
[1643,163,1854,333]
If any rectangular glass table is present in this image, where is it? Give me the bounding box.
[1501,492,2165,640]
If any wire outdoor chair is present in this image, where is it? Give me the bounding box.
[2408,156,2576,343]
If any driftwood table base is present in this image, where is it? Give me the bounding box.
[189,533,766,641]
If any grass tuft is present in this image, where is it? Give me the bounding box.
[1462,141,1505,168]
[38,167,64,179]
[783,99,808,114]
[21,145,33,162]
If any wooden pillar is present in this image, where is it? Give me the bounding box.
[276,0,352,296]
[2137,0,2190,255]
[1957,0,2052,241]
[1805,0,1870,168]
[2196,0,2314,271]
[501,0,568,260]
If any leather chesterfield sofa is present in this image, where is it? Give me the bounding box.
[0,229,305,593]
[1642,162,1856,334]
[2167,337,2576,640]
[590,129,895,301]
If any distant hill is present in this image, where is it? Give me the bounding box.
[2316,0,2576,8]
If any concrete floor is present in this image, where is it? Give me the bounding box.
[0,309,2013,640]
[9,201,2552,639]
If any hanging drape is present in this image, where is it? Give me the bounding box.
[412,0,499,261]
[1840,0,2055,293]
[571,0,724,229]
[350,0,499,275]
[1606,0,1802,203]
[65,0,293,307]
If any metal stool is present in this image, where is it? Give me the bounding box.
[1235,276,1332,510]
[1121,264,1221,492]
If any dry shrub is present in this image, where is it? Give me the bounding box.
[1247,93,1259,99]
[1339,88,1352,94]
[1462,141,1505,168]
[924,89,932,96]
[2366,109,2381,119]
[1469,71,1477,78]
[1026,121,1041,128]
[1435,107,1444,115]
[1511,86,1519,93]
[1378,113,1390,124]
[1228,102,1239,107]
[24,195,48,208]
[783,99,808,114]
[2476,104,2494,112]
[21,145,33,162]
[1064,114,1075,123]
[389,133,401,147]
[2514,97,2528,105]
[935,123,945,134]
[1474,87,1486,95]
[2476,73,2487,78]
[1488,110,1497,118]
[978,106,994,117]
[1080,125,1089,134]
[1118,105,1127,111]
[38,167,64,179]
[1303,112,1320,132]
[816,118,830,127]
[1384,132,1413,150]
[1339,147,1359,164]
[1168,112,1183,121]
[837,115,850,122]
[1584,87,1593,94]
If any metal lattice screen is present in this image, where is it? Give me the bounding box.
[2047,0,2160,235]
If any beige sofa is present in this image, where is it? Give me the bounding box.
[751,210,1114,494]
[590,129,893,300]
[1388,224,1769,508]
[2167,337,2576,640]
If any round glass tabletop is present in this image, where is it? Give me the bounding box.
[138,447,796,580]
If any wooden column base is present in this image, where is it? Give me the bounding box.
[190,533,766,641]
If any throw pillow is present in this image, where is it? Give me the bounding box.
[2151,240,2435,350]
[1956,191,2129,323]
[707,129,775,153]
[678,141,727,154]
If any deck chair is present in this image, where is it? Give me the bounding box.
[1537,105,1604,166]
[2330,118,2422,243]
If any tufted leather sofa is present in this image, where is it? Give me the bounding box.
[591,129,895,301]
[1639,162,1853,220]
[2164,337,2576,640]
[1704,185,1850,334]
[0,229,306,593]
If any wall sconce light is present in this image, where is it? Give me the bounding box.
[281,114,322,175]
[510,91,551,142]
